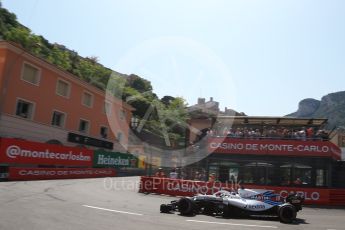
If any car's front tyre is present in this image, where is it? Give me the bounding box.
[160,204,172,213]
[178,198,195,216]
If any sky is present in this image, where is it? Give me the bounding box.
[2,0,345,116]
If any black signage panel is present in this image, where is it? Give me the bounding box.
[67,133,114,149]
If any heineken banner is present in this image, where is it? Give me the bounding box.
[93,150,138,168]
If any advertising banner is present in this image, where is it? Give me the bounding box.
[139,177,345,205]
[9,167,116,180]
[93,150,138,168]
[0,138,93,166]
[208,137,342,160]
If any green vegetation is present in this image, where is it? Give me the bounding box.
[0,4,112,91]
[0,4,189,147]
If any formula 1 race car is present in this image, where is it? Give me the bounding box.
[160,188,304,223]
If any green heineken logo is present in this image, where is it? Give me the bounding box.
[97,154,129,166]
[93,150,137,168]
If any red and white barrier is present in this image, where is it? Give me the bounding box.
[139,176,345,206]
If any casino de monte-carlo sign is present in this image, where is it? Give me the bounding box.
[207,137,341,160]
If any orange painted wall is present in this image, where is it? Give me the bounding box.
[0,42,132,145]
[0,48,7,92]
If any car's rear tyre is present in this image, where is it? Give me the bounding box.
[178,198,194,216]
[278,204,297,223]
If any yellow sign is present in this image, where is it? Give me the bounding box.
[151,157,161,168]
[137,155,162,169]
[138,155,147,169]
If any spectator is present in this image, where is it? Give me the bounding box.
[294,178,302,185]
[208,173,216,182]
[299,128,306,141]
[169,168,178,179]
[282,128,290,139]
[276,128,283,138]
[262,126,268,137]
[177,168,186,179]
[254,129,261,138]
[226,128,235,137]
[219,125,327,142]
[269,127,277,138]
[307,127,314,139]
[194,171,201,181]
[155,168,166,178]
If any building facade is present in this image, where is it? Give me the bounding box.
[0,41,133,151]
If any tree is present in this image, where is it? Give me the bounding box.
[127,74,153,93]
[161,95,175,106]
[0,6,19,36]
[46,45,71,70]
[4,27,31,47]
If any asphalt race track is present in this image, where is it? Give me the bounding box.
[0,177,344,230]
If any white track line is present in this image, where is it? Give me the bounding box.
[83,205,143,216]
[186,219,278,229]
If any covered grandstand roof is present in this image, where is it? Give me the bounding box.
[216,116,328,127]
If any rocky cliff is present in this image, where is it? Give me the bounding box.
[287,91,345,128]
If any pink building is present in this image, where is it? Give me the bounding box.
[0,41,133,151]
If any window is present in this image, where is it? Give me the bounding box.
[100,126,108,139]
[280,163,312,186]
[21,63,40,85]
[117,132,123,142]
[316,169,328,187]
[239,162,274,185]
[293,164,312,186]
[56,79,70,97]
[119,109,126,120]
[51,111,66,128]
[103,101,111,115]
[15,99,34,119]
[280,164,292,186]
[79,119,90,133]
[242,163,256,184]
[82,91,93,108]
[208,165,219,181]
[218,161,239,183]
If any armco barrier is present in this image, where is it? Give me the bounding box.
[139,176,345,205]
